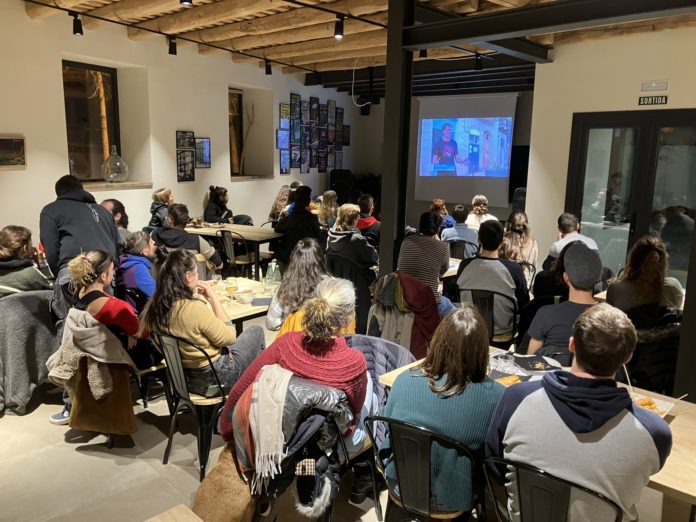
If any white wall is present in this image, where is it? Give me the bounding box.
[0,0,370,234]
[527,26,696,261]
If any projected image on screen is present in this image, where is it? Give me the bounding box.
[419,117,513,178]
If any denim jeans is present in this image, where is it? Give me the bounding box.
[185,325,265,396]
[437,295,456,319]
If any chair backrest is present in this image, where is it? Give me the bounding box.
[217,229,251,263]
[484,457,622,522]
[151,332,226,402]
[449,240,479,260]
[461,288,519,342]
[193,253,214,280]
[519,261,537,288]
[365,415,480,519]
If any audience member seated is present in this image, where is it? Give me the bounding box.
[140,249,265,395]
[382,306,504,515]
[279,180,304,219]
[220,277,369,449]
[465,195,496,231]
[0,225,52,297]
[268,184,290,224]
[327,204,379,334]
[204,185,233,224]
[457,220,529,337]
[607,235,684,312]
[440,204,478,257]
[486,304,672,521]
[527,242,602,365]
[40,175,120,425]
[543,212,599,269]
[500,210,538,286]
[356,194,381,248]
[116,231,157,306]
[318,189,338,230]
[431,198,456,229]
[101,199,133,242]
[274,186,322,273]
[151,203,222,270]
[47,250,140,435]
[149,187,173,228]
[398,211,453,318]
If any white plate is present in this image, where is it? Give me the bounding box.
[632,393,674,418]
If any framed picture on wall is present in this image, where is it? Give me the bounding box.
[343,125,351,146]
[276,129,290,150]
[336,107,344,129]
[279,103,290,130]
[290,145,301,169]
[290,93,301,119]
[300,148,310,174]
[280,150,290,174]
[301,100,310,125]
[318,149,327,173]
[310,148,318,168]
[195,138,211,168]
[177,149,195,182]
[290,119,301,144]
[319,104,328,126]
[0,137,26,169]
[327,100,336,125]
[176,130,195,149]
[310,97,319,122]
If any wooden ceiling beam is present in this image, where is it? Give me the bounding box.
[254,28,387,60]
[428,0,479,13]
[287,45,387,66]
[174,0,387,44]
[82,0,182,29]
[485,0,532,7]
[25,0,87,19]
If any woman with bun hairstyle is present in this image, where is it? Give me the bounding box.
[221,276,368,442]
[116,231,157,305]
[204,185,234,224]
[464,194,496,231]
[0,225,52,297]
[149,188,174,228]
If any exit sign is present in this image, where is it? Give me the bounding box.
[639,95,668,106]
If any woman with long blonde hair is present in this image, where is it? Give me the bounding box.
[318,190,338,230]
[500,210,538,285]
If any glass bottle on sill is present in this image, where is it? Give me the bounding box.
[101,145,129,183]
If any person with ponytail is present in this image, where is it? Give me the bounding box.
[140,249,265,396]
[0,225,52,297]
[204,185,234,224]
[220,277,368,442]
[465,194,497,231]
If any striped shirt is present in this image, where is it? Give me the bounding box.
[397,234,449,302]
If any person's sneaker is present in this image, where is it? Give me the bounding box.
[49,406,70,425]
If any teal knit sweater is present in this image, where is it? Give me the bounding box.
[382,368,504,512]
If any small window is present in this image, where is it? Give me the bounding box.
[62,60,121,181]
[229,88,244,176]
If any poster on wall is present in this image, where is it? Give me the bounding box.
[310,148,318,168]
[300,149,310,174]
[301,100,310,125]
[336,107,344,129]
[310,97,319,122]
[343,125,351,146]
[309,122,319,149]
[279,103,290,130]
[279,150,290,174]
[318,149,327,173]
[177,149,195,182]
[318,127,328,150]
[0,137,26,169]
[327,100,336,125]
[276,129,289,150]
[335,151,343,170]
[327,145,335,170]
[176,130,195,149]
[195,138,211,168]
[328,125,335,145]
[335,130,343,151]
[290,119,301,144]
[290,145,301,169]
[319,104,328,126]
[301,126,309,149]
[290,93,301,119]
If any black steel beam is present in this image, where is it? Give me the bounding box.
[380,0,414,274]
[339,74,535,95]
[350,82,535,98]
[404,0,696,50]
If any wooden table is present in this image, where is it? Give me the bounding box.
[594,290,607,302]
[379,357,696,520]
[187,224,282,281]
[213,278,270,335]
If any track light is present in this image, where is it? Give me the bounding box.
[70,12,83,36]
[418,49,428,59]
[168,36,177,55]
[334,15,344,40]
[265,59,272,75]
[180,0,193,6]
[475,53,483,71]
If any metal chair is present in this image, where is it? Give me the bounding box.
[448,240,479,260]
[484,457,622,522]
[216,229,253,278]
[364,415,486,521]
[519,261,537,289]
[461,288,519,348]
[151,333,227,481]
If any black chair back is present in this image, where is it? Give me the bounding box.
[485,457,622,522]
[449,240,479,260]
[462,289,519,344]
[216,229,251,264]
[125,287,149,314]
[365,415,483,519]
[519,261,537,288]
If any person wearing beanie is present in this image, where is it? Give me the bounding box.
[527,241,603,365]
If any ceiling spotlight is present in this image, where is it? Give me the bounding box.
[475,53,483,71]
[334,15,344,40]
[180,0,194,6]
[168,36,177,56]
[70,12,83,36]
[265,59,272,75]
[418,49,428,59]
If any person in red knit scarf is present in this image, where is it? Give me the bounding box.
[220,277,368,442]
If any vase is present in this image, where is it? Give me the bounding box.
[101,145,129,183]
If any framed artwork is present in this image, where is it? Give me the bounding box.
[335,130,343,151]
[335,151,343,170]
[310,97,319,122]
[309,122,319,149]
[290,145,301,168]
[0,137,26,169]
[310,148,318,168]
[177,149,195,182]
[343,125,351,146]
[195,138,211,168]
[301,126,309,149]
[290,119,301,144]
[290,93,301,119]
[276,129,290,150]
[319,104,328,126]
[301,100,310,125]
[229,89,244,176]
[336,107,344,129]
[318,149,327,173]
[279,150,290,174]
[327,100,336,125]
[328,125,336,145]
[176,130,195,149]
[279,103,290,130]
[327,145,335,170]
[318,127,328,149]
[300,148,310,174]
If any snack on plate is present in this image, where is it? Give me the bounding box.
[633,395,667,417]
[496,375,522,388]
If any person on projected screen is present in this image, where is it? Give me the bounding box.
[432,123,469,176]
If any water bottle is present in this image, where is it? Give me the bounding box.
[264,261,277,295]
[271,260,282,286]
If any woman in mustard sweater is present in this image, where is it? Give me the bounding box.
[141,249,264,396]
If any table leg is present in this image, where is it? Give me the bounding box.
[254,242,261,281]
[661,495,695,522]
[234,320,243,337]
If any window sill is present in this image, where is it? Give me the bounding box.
[230,175,273,182]
[84,181,153,192]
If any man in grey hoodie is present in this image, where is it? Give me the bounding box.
[486,304,672,521]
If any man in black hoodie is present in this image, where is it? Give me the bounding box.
[486,304,672,521]
[40,175,120,424]
[274,186,322,273]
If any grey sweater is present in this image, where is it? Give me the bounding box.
[0,260,52,297]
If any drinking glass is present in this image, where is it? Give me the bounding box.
[500,353,515,373]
